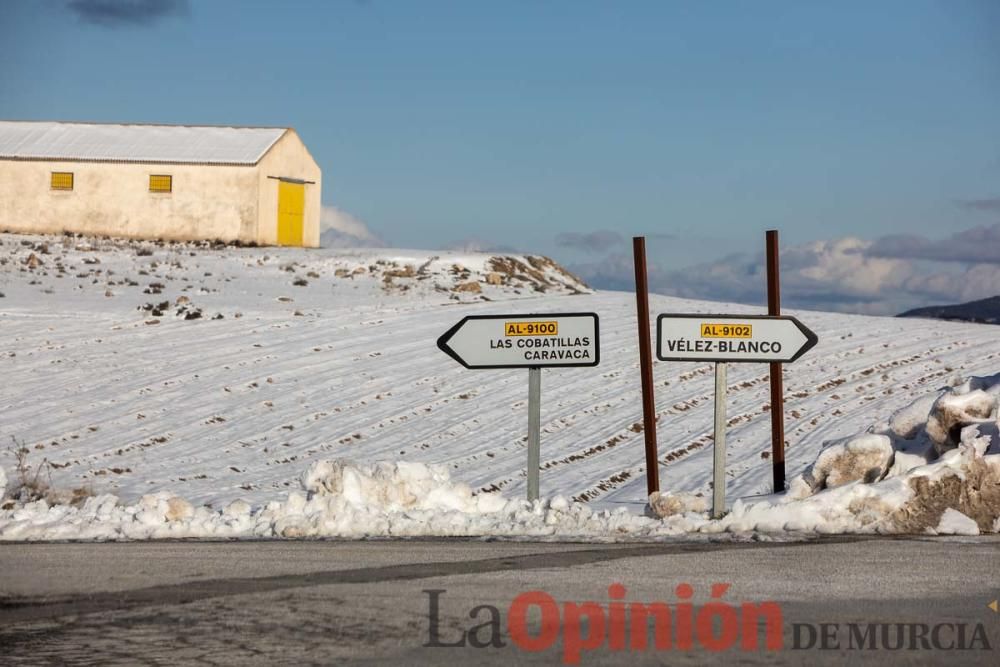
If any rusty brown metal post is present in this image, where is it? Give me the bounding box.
[766,229,786,492]
[633,236,659,494]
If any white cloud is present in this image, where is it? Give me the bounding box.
[569,232,1000,316]
[867,223,1000,264]
[319,205,385,248]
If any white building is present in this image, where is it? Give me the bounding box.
[0,121,322,247]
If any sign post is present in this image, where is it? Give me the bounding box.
[527,367,541,501]
[632,236,660,495]
[766,229,786,493]
[713,362,727,519]
[437,312,600,502]
[657,314,817,516]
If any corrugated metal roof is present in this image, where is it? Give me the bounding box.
[0,121,287,166]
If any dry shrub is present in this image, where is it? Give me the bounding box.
[7,437,93,507]
[9,438,51,502]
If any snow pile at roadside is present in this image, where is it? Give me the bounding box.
[1,374,998,541]
[700,427,999,535]
[0,459,678,541]
[650,373,1000,535]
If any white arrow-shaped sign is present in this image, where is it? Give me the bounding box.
[657,314,818,363]
[438,312,600,369]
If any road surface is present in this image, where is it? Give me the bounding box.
[2,536,999,665]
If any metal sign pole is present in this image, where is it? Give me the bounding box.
[632,236,660,494]
[766,229,787,492]
[712,362,728,519]
[527,367,541,502]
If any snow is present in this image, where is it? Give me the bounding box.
[934,508,980,536]
[885,451,926,479]
[0,121,286,165]
[888,393,940,440]
[1,232,999,540]
[1,429,996,540]
[0,460,673,541]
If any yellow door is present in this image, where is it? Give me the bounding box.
[277,181,304,246]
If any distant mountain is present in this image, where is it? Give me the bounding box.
[899,296,1000,324]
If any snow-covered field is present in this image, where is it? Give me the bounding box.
[0,232,998,540]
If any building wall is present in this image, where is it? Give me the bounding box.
[255,130,322,248]
[0,159,260,243]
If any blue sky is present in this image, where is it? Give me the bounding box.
[2,1,999,313]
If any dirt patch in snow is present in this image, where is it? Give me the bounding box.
[804,434,894,490]
[647,491,707,518]
[890,458,1000,533]
[487,255,589,293]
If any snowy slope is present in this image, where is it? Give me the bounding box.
[1,233,998,527]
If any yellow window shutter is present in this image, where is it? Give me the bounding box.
[51,172,74,190]
[149,174,172,193]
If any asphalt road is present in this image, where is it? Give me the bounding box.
[1,536,999,665]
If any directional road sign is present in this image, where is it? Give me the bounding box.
[438,312,599,369]
[657,314,817,364]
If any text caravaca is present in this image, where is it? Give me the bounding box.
[490,320,592,362]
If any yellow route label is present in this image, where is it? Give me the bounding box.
[505,321,558,336]
[700,323,752,339]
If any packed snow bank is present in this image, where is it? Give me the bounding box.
[642,375,1000,535]
[0,460,682,541]
[767,374,1000,534]
[720,430,1000,534]
[2,374,999,541]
